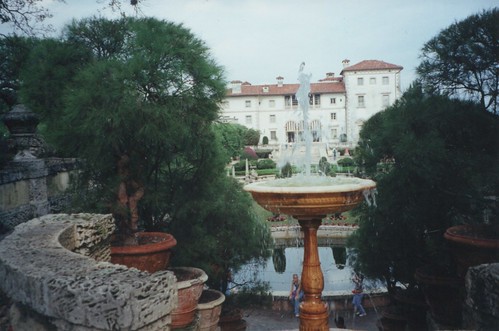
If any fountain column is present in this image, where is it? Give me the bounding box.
[298,218,329,331]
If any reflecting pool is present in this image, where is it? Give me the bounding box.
[233,246,372,295]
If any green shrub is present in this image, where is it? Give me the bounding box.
[337,157,354,167]
[256,159,276,170]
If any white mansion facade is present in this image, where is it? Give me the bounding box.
[220,59,403,154]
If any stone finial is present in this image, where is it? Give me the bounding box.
[2,104,46,158]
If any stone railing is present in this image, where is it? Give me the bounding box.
[1,104,78,232]
[0,213,177,331]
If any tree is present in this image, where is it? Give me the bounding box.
[0,35,38,113]
[19,17,271,282]
[244,128,260,146]
[417,8,499,114]
[348,84,499,290]
[213,122,247,161]
[0,0,139,36]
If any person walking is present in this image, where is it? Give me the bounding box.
[289,273,303,317]
[352,273,367,317]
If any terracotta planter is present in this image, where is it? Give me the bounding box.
[110,232,176,273]
[391,287,427,330]
[169,267,208,329]
[415,265,464,327]
[444,224,499,277]
[219,308,246,331]
[377,305,408,331]
[197,289,226,331]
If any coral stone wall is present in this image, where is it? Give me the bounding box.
[0,213,177,331]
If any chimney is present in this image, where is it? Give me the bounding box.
[342,59,350,68]
[276,76,284,87]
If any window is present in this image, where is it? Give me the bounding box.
[270,131,277,140]
[330,113,337,120]
[309,94,320,106]
[357,77,364,85]
[358,95,365,108]
[245,115,252,124]
[370,77,376,85]
[331,128,338,139]
[269,99,275,108]
[382,76,389,85]
[330,98,336,104]
[269,114,276,123]
[285,95,298,107]
[245,100,251,108]
[382,94,390,107]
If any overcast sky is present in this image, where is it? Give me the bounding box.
[4,0,497,91]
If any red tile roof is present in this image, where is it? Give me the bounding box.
[227,81,345,96]
[341,60,403,73]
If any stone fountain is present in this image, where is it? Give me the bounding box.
[244,64,376,331]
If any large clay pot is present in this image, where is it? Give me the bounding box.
[444,224,499,277]
[197,289,225,331]
[415,265,464,327]
[391,287,427,330]
[219,308,246,331]
[110,232,176,273]
[169,267,208,329]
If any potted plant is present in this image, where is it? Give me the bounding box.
[444,223,499,277]
[21,17,230,273]
[348,85,498,328]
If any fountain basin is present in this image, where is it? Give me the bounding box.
[244,177,376,219]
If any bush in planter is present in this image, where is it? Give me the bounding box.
[21,18,229,246]
[348,84,499,292]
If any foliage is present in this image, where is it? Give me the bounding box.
[0,1,139,36]
[178,176,272,293]
[348,84,499,289]
[22,17,227,239]
[212,122,247,161]
[318,156,335,176]
[417,8,498,114]
[337,157,354,167]
[16,16,272,290]
[256,158,276,170]
[243,128,260,146]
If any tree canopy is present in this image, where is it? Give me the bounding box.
[417,8,499,114]
[349,84,499,288]
[15,16,272,285]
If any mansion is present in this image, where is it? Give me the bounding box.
[220,59,403,160]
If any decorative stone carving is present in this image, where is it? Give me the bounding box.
[2,104,47,158]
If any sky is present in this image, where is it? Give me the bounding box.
[3,0,497,91]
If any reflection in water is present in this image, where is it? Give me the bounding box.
[235,246,358,293]
[332,246,347,270]
[272,247,286,274]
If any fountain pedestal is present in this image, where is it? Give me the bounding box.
[298,218,329,331]
[244,177,376,331]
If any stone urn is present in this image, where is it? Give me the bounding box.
[110,232,177,273]
[197,289,225,331]
[444,224,499,277]
[169,267,208,329]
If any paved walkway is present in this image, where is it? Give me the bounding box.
[243,307,380,331]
